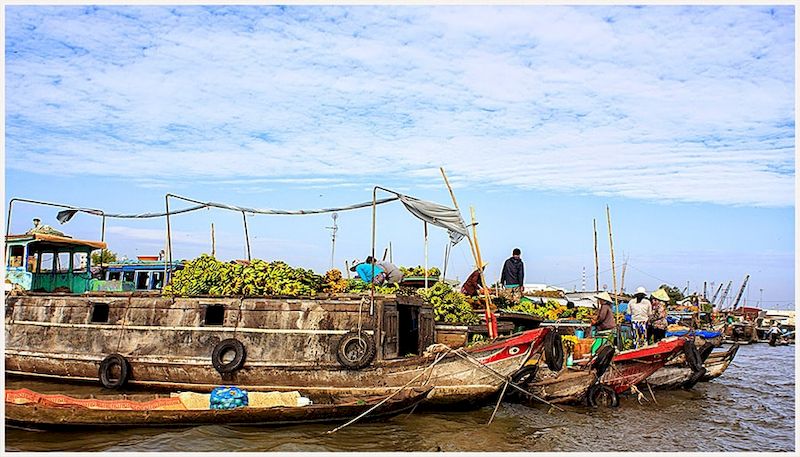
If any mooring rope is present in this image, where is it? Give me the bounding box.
[325,349,451,434]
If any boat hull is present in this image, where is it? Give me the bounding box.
[4,387,431,429]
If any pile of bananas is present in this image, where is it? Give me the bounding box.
[399,266,440,277]
[163,254,322,297]
[418,282,479,325]
[322,269,349,294]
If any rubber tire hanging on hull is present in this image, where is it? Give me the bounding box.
[543,331,564,372]
[586,384,619,407]
[506,365,539,402]
[99,353,130,389]
[336,330,376,370]
[683,339,703,372]
[682,366,708,389]
[698,342,715,363]
[212,338,247,374]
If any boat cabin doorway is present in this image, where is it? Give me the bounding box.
[381,301,435,360]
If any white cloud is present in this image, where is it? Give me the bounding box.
[5,5,794,207]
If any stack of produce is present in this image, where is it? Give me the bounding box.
[321,269,349,294]
[209,386,249,410]
[399,266,440,277]
[418,282,479,325]
[163,254,322,297]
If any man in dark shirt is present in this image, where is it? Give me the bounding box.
[460,261,487,296]
[500,248,524,289]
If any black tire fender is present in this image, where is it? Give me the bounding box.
[99,353,130,389]
[586,383,619,408]
[212,338,247,374]
[506,365,539,402]
[592,345,616,378]
[543,331,564,372]
[683,339,703,372]
[336,330,376,370]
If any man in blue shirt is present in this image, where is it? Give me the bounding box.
[350,256,385,284]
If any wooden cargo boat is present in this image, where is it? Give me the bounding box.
[4,386,431,429]
[699,343,739,382]
[5,291,550,405]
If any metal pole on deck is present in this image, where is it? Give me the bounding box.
[165,194,172,284]
[424,222,429,289]
[241,211,251,261]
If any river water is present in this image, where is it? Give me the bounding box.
[4,343,796,452]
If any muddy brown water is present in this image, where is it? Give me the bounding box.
[4,343,795,452]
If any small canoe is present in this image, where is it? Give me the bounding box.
[5,386,432,430]
[699,343,740,382]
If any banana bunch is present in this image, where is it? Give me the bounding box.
[418,282,479,325]
[322,269,349,294]
[163,254,323,297]
[399,265,440,277]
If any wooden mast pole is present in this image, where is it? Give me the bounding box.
[593,218,599,292]
[440,168,495,338]
[470,206,496,339]
[606,205,620,348]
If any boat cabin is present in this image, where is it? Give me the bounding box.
[101,259,184,291]
[5,233,106,293]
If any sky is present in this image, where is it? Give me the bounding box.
[3,5,795,309]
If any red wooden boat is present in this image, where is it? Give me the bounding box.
[599,337,686,395]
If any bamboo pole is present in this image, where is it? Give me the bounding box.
[606,205,620,348]
[470,206,496,339]
[439,168,495,338]
[211,222,216,258]
[593,218,599,292]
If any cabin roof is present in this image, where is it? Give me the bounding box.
[5,233,107,250]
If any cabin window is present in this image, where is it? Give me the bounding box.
[204,304,225,326]
[7,246,24,268]
[90,303,110,323]
[108,271,121,281]
[39,253,54,273]
[57,252,71,273]
[135,272,150,290]
[152,272,165,290]
[73,252,87,273]
[123,271,135,283]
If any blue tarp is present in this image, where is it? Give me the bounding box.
[666,329,721,339]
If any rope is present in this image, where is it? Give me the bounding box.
[325,349,451,434]
[487,380,509,425]
[450,348,565,412]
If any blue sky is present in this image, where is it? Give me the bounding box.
[4,5,795,309]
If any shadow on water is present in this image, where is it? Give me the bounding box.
[5,344,795,451]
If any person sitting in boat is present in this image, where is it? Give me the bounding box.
[648,288,670,343]
[591,291,616,335]
[350,257,385,284]
[628,286,652,348]
[460,261,488,296]
[375,259,403,284]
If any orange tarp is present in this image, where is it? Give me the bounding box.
[6,388,185,411]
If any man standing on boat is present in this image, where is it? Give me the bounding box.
[628,286,652,348]
[500,248,524,296]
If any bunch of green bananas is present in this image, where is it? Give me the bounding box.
[418,282,479,325]
[163,254,323,297]
[399,265,441,277]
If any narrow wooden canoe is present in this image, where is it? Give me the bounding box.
[600,337,686,394]
[699,343,740,382]
[4,386,432,429]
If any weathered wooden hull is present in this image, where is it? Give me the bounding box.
[700,344,739,382]
[528,367,597,404]
[5,293,548,404]
[4,387,431,429]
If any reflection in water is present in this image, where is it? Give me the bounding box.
[5,343,795,452]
